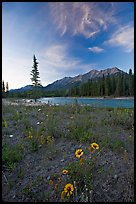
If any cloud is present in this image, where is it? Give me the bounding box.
[105,24,134,52]
[39,43,97,86]
[40,44,81,70]
[49,2,116,38]
[88,46,104,53]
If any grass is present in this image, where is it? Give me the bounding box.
[2,143,24,171]
[2,99,134,202]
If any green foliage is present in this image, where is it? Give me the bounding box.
[2,144,24,170]
[2,80,5,93]
[67,159,94,189]
[7,70,134,99]
[68,72,134,97]
[30,54,42,101]
[110,139,125,154]
[30,55,41,87]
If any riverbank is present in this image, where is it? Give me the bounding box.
[2,101,134,202]
[2,97,134,108]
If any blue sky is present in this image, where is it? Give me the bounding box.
[2,2,134,89]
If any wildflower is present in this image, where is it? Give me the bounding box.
[37,122,40,125]
[75,149,84,158]
[55,183,59,191]
[61,191,66,201]
[40,136,45,145]
[80,157,85,165]
[47,135,54,144]
[28,131,33,139]
[49,179,53,185]
[29,135,33,139]
[62,169,68,175]
[90,142,99,152]
[64,183,74,197]
[57,177,61,183]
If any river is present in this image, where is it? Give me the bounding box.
[37,97,134,108]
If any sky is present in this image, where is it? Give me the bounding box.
[2,2,134,90]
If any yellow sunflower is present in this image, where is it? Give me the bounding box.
[64,183,74,197]
[75,149,84,158]
[57,177,61,183]
[49,179,53,185]
[90,142,99,152]
[62,169,68,175]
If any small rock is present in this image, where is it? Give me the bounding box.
[13,195,16,199]
[114,174,118,179]
[9,135,13,138]
[47,176,51,180]
[61,159,65,162]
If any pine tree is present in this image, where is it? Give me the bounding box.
[30,55,41,102]
[30,55,41,87]
[2,81,5,93]
[6,82,9,92]
[128,69,133,96]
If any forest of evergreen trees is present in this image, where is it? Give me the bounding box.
[3,69,134,99]
[68,69,134,97]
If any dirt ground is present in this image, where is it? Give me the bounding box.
[2,99,134,202]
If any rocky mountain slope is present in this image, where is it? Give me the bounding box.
[44,67,125,91]
[10,67,126,92]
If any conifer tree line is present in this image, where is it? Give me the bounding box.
[68,69,134,97]
[5,62,134,99]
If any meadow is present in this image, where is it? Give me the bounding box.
[2,98,134,202]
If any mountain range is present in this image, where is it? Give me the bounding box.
[10,67,126,92]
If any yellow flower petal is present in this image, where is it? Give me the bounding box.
[90,142,99,150]
[62,169,68,175]
[61,191,66,200]
[64,183,74,197]
[75,149,84,158]
[49,179,53,185]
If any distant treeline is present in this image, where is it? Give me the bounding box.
[5,69,134,99]
[68,70,134,97]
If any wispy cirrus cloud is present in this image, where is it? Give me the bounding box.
[88,46,104,53]
[105,24,134,52]
[49,2,116,38]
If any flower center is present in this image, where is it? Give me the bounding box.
[67,187,71,191]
